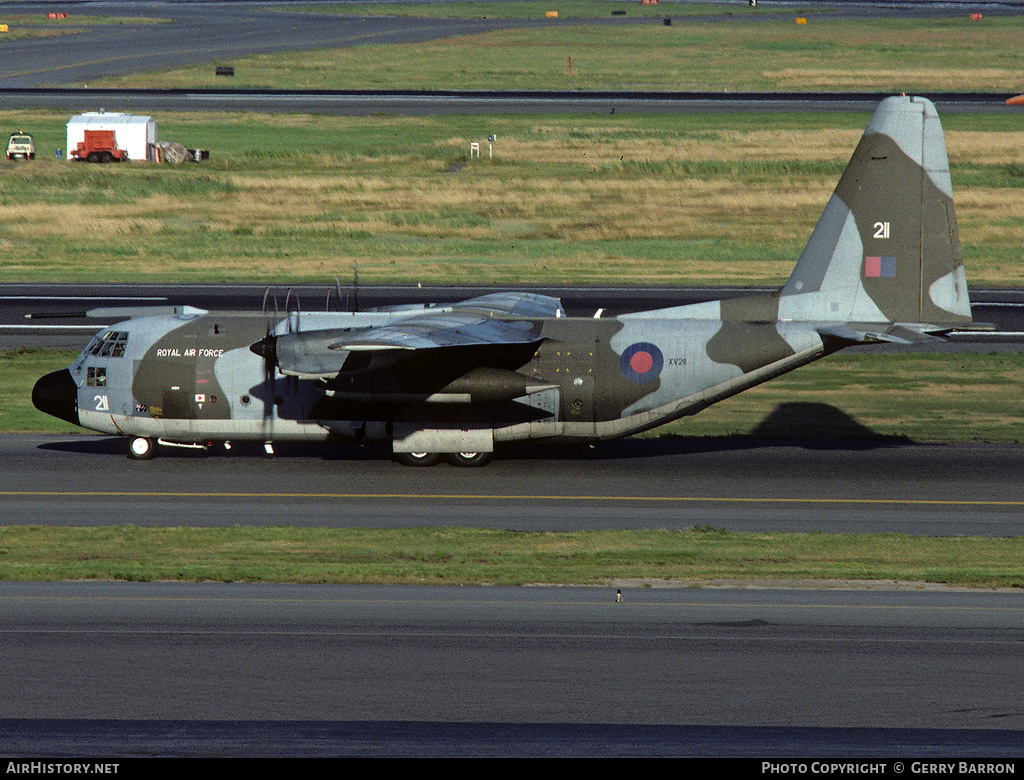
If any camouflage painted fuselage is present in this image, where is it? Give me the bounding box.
[56,299,830,453]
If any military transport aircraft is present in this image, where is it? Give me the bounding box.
[33,95,989,466]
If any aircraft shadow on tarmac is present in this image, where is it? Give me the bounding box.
[516,401,916,461]
[37,402,916,463]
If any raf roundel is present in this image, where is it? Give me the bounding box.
[619,342,664,384]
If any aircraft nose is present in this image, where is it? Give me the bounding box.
[32,369,79,426]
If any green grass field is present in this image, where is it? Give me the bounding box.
[2,108,1023,288]
[1,525,1022,588]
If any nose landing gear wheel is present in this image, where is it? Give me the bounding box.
[127,436,157,460]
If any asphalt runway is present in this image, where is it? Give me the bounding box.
[5,433,1024,536]
[1,582,1023,757]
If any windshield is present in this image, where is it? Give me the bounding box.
[85,330,130,358]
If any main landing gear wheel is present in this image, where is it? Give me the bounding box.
[127,436,157,460]
[447,451,492,467]
[393,451,443,467]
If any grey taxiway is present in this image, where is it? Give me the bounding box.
[2,581,1024,757]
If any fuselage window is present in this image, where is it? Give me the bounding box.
[86,366,107,387]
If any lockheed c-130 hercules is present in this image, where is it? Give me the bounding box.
[33,96,990,466]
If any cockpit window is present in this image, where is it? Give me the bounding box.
[86,330,129,358]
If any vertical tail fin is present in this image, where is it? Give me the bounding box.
[780,95,972,326]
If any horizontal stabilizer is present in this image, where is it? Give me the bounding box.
[817,323,942,346]
[818,321,996,346]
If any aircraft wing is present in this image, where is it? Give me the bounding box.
[332,311,542,352]
[271,292,562,378]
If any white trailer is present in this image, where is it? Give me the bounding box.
[65,112,156,162]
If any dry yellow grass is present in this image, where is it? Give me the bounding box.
[762,68,1020,92]
[3,109,1023,286]
[947,132,1024,166]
